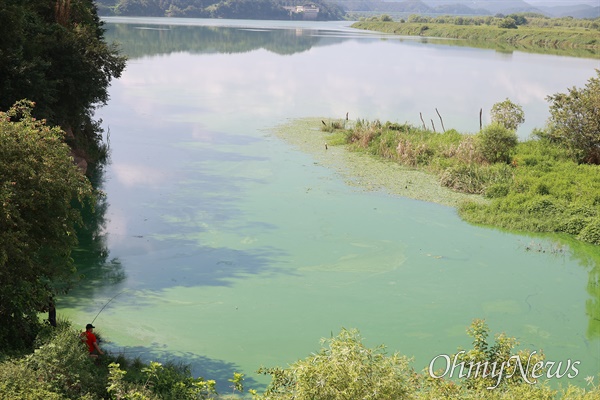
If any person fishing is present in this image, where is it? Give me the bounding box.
[80,290,126,359]
[81,323,104,359]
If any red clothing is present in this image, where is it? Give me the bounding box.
[84,330,97,353]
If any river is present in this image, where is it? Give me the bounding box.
[61,17,600,391]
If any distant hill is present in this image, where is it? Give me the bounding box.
[336,0,600,18]
[423,0,541,14]
[340,0,433,13]
[95,0,600,19]
[433,4,489,16]
[524,0,598,7]
[537,4,600,18]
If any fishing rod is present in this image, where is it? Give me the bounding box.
[91,289,128,325]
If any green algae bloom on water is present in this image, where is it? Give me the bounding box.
[272,117,485,208]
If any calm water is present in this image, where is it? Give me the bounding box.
[62,18,600,390]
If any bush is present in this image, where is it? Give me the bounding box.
[578,217,600,245]
[545,69,600,164]
[0,361,64,400]
[498,17,518,29]
[478,123,519,163]
[560,216,591,235]
[24,322,105,399]
[257,328,414,400]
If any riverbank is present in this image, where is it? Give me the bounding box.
[351,21,600,59]
[274,117,600,246]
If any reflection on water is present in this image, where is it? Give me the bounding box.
[60,18,600,391]
[105,23,323,57]
[104,17,600,60]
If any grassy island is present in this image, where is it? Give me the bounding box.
[351,14,600,59]
[312,73,600,246]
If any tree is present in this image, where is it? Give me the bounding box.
[545,69,600,164]
[0,0,126,163]
[490,98,525,131]
[498,17,517,29]
[507,14,527,26]
[0,101,94,351]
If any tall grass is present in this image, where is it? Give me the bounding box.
[327,119,600,245]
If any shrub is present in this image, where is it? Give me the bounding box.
[578,217,600,245]
[478,123,519,163]
[24,322,105,398]
[498,17,518,28]
[545,69,600,164]
[560,216,591,235]
[257,328,414,400]
[0,361,63,400]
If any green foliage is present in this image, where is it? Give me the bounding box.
[0,321,104,399]
[107,362,158,400]
[328,99,599,245]
[107,359,218,400]
[0,360,64,400]
[0,320,221,399]
[459,153,600,244]
[24,322,104,398]
[507,14,528,26]
[498,17,518,29]
[490,98,525,131]
[545,69,600,164]
[578,218,600,245]
[0,101,94,351]
[477,123,519,164]
[0,0,126,162]
[319,119,345,133]
[351,18,600,58]
[2,318,599,399]
[253,321,600,399]
[440,162,513,195]
[257,328,414,400]
[456,319,546,390]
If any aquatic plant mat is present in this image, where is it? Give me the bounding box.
[271,117,485,208]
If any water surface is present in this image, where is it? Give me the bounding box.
[62,18,600,391]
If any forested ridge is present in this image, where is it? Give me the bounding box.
[94,0,345,20]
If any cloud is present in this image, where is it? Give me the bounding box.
[112,163,168,187]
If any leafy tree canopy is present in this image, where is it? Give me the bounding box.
[490,98,525,131]
[545,69,600,164]
[0,0,126,162]
[0,101,94,351]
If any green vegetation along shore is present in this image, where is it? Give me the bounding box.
[2,318,599,399]
[352,14,600,59]
[313,72,600,246]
